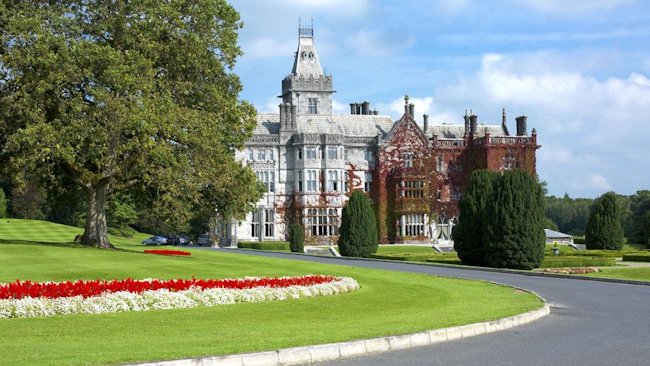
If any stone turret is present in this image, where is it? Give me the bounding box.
[280,22,333,115]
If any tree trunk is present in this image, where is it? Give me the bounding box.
[82,183,113,248]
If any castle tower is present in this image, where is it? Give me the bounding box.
[280,21,334,115]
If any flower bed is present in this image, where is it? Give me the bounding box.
[0,275,359,319]
[144,249,191,256]
[538,267,600,274]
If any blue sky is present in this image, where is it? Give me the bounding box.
[229,0,650,198]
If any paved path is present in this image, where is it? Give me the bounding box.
[217,249,650,366]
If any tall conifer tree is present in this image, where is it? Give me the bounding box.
[586,192,624,250]
[338,191,378,257]
[453,170,498,266]
[484,170,545,270]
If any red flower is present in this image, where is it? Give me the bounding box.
[144,249,191,256]
[0,275,338,300]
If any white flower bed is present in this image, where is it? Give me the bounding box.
[0,277,359,319]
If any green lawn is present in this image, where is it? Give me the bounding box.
[0,219,543,366]
[583,267,650,281]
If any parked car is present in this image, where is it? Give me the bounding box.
[141,236,168,245]
[168,234,193,246]
[197,233,210,246]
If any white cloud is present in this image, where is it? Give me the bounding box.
[588,174,613,191]
[331,99,349,115]
[421,51,650,196]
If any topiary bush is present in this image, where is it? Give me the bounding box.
[586,192,624,250]
[289,223,305,253]
[484,170,545,270]
[453,170,498,266]
[338,191,378,257]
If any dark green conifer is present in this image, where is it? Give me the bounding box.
[289,223,305,253]
[453,170,498,266]
[484,170,545,270]
[338,191,378,257]
[586,192,624,250]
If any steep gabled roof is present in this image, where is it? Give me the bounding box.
[384,112,429,147]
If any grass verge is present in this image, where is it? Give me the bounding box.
[0,219,542,366]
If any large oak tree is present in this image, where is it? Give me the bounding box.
[0,1,262,248]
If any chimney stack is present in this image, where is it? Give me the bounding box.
[361,101,370,115]
[423,114,429,133]
[515,115,528,136]
[404,95,410,115]
[350,103,356,115]
[470,114,478,136]
[463,110,470,136]
[408,103,415,117]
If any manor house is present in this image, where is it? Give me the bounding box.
[216,25,539,246]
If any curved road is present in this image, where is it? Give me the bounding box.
[221,249,650,366]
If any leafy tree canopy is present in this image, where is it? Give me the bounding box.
[0,1,263,247]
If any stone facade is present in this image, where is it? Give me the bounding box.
[215,25,540,246]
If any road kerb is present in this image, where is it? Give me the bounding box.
[128,305,550,366]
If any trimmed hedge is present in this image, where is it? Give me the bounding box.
[573,237,586,244]
[237,241,290,251]
[370,253,461,264]
[541,256,616,268]
[622,254,650,262]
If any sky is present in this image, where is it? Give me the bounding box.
[228,0,650,198]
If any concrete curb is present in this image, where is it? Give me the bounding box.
[127,303,550,366]
[220,248,650,287]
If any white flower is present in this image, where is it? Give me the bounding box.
[0,277,359,319]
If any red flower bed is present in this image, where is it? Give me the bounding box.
[0,275,338,300]
[144,249,191,256]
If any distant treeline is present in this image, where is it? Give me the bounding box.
[545,191,650,245]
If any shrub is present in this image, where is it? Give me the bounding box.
[108,226,136,238]
[586,192,624,250]
[237,241,289,251]
[453,170,498,266]
[338,191,378,258]
[484,170,546,270]
[289,224,305,253]
[622,254,650,262]
[540,256,616,268]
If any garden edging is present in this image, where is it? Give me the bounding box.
[128,302,550,366]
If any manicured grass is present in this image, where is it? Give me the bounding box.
[376,245,438,254]
[0,219,542,366]
[583,267,650,282]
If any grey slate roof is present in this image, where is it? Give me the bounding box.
[254,113,509,140]
[544,229,572,239]
[427,124,508,139]
[255,113,394,137]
